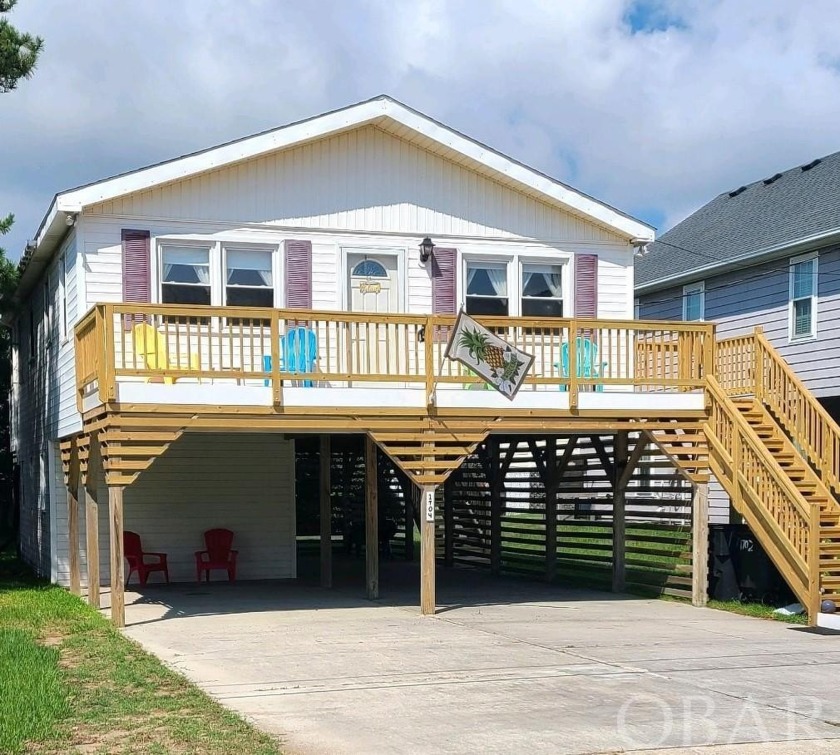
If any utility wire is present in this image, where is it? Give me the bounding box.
[635,237,840,310]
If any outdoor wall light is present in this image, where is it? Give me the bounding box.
[64,212,78,227]
[419,236,435,263]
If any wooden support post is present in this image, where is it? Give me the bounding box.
[489,439,503,576]
[420,484,436,615]
[443,478,454,568]
[365,436,379,600]
[109,486,125,628]
[544,437,558,583]
[405,485,415,562]
[612,432,628,593]
[808,502,821,627]
[66,441,81,596]
[319,435,332,589]
[85,485,100,608]
[691,483,709,608]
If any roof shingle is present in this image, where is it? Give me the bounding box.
[636,150,840,287]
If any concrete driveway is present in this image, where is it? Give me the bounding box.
[117,565,840,754]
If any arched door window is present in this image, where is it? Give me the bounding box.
[351,259,388,278]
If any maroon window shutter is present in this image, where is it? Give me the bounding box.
[431,247,457,342]
[574,254,598,318]
[284,240,312,310]
[122,229,151,328]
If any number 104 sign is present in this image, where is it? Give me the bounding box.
[425,491,435,522]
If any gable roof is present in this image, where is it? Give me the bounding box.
[18,96,653,307]
[636,149,840,291]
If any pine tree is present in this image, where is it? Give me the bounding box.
[0,0,42,545]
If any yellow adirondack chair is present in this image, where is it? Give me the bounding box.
[132,323,200,384]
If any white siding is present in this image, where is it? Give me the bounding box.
[54,433,296,587]
[89,126,625,244]
[14,230,78,576]
[81,216,633,320]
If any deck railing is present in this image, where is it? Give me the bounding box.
[716,330,840,496]
[704,376,820,615]
[74,303,716,410]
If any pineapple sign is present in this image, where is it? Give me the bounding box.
[444,310,534,399]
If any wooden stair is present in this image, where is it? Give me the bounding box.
[732,398,840,605]
[645,423,710,484]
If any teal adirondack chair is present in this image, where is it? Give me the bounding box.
[263,326,318,386]
[557,337,607,392]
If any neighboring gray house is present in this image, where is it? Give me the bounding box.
[636,151,840,520]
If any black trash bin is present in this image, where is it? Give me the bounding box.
[709,524,739,600]
[708,524,794,604]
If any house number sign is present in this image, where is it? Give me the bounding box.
[425,490,435,522]
[359,281,382,294]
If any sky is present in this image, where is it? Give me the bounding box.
[2,0,840,258]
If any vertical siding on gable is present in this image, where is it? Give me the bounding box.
[88,126,626,244]
[56,433,297,587]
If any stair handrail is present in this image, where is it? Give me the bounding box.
[751,329,840,497]
[705,375,820,614]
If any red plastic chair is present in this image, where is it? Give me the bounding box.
[195,528,238,582]
[124,531,169,586]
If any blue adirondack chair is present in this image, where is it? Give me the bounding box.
[557,337,607,392]
[263,326,318,386]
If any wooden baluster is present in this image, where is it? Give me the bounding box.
[102,305,115,402]
[568,319,578,409]
[425,316,434,407]
[270,311,281,405]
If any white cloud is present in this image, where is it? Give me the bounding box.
[2,0,840,255]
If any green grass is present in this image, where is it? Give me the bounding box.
[0,629,69,753]
[706,598,808,625]
[0,550,282,754]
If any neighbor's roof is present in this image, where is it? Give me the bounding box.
[15,95,653,308]
[636,150,840,291]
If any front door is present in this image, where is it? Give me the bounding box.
[346,253,401,380]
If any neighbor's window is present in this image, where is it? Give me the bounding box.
[225,248,274,307]
[790,253,818,339]
[161,246,211,305]
[465,260,508,316]
[682,281,705,321]
[521,264,563,317]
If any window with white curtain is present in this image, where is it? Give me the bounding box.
[521,264,563,317]
[161,246,211,305]
[225,248,274,307]
[465,260,508,316]
[789,253,817,339]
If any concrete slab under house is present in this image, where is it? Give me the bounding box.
[8,95,840,631]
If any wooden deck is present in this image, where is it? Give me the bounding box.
[75,303,714,421]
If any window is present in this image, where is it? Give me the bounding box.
[351,259,388,278]
[790,254,818,339]
[225,248,274,307]
[521,264,563,317]
[634,298,640,319]
[465,261,508,316]
[161,246,211,305]
[682,282,705,321]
